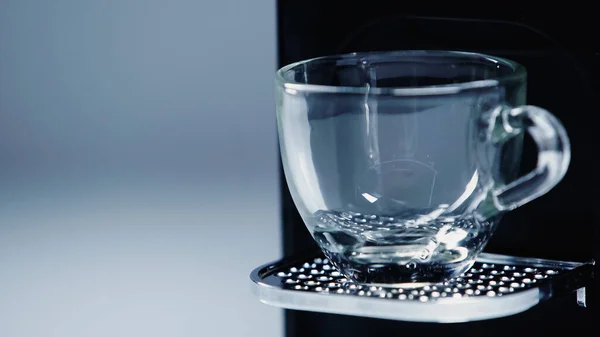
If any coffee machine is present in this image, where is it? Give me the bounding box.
[252,2,598,336]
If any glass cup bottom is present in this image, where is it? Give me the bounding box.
[321,247,477,285]
[310,210,495,285]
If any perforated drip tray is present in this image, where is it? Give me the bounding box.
[250,251,593,323]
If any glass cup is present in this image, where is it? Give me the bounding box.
[276,50,570,285]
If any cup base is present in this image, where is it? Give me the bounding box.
[323,249,475,285]
[311,210,493,285]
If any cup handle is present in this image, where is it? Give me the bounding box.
[477,105,571,219]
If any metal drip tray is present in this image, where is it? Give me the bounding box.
[250,251,593,323]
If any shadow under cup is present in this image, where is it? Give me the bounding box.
[276,51,569,285]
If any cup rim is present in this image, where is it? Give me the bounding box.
[276,50,526,96]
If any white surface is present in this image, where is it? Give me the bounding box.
[254,280,540,323]
[0,1,281,336]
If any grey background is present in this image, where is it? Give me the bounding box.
[0,1,281,336]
